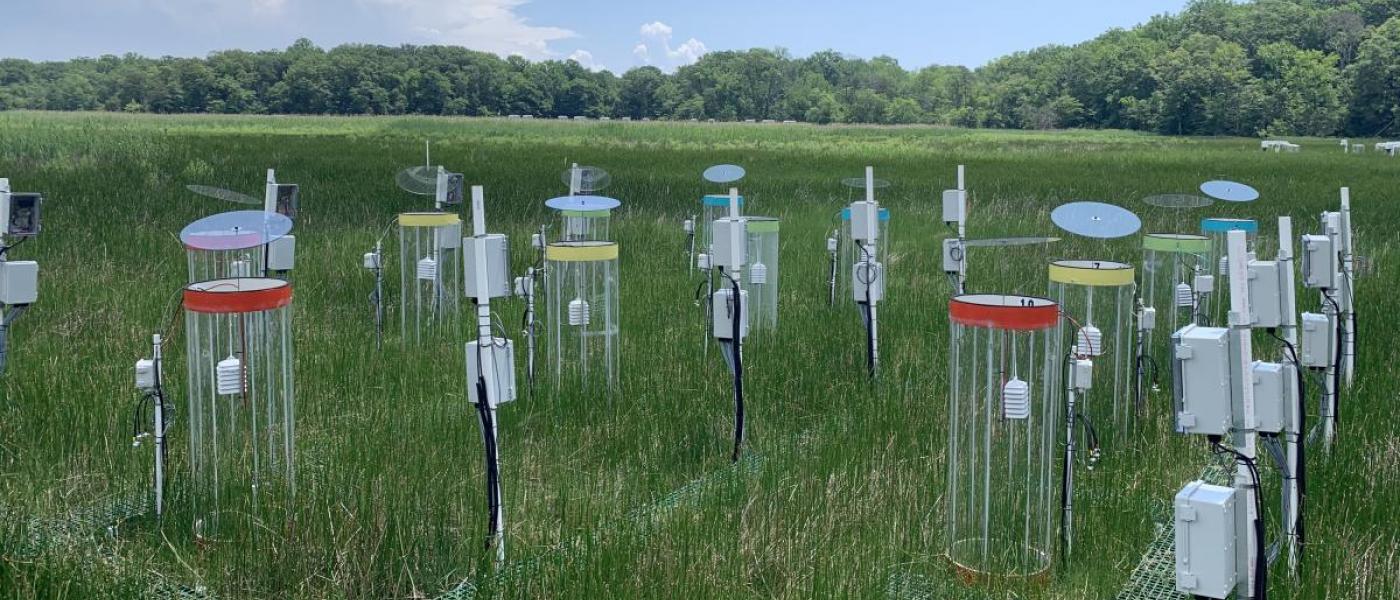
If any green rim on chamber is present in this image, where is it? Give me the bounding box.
[1142,233,1210,253]
[746,218,779,233]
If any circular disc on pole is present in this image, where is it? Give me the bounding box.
[841,177,890,189]
[1200,180,1259,203]
[703,164,746,184]
[395,166,441,196]
[1051,201,1142,239]
[545,195,621,212]
[180,210,292,251]
[1143,193,1214,209]
[560,166,611,192]
[961,236,1060,248]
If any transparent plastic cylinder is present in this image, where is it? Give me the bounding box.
[558,209,612,242]
[840,206,890,304]
[183,277,295,539]
[946,294,1061,580]
[701,194,743,265]
[1200,218,1257,327]
[398,213,462,345]
[1048,261,1136,446]
[186,247,265,283]
[1140,233,1211,378]
[744,217,780,331]
[546,241,620,396]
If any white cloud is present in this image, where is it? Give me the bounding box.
[635,20,706,71]
[567,49,605,72]
[364,0,576,59]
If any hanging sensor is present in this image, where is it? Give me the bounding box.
[1246,260,1282,328]
[1175,283,1195,308]
[567,298,591,326]
[465,338,517,408]
[1002,378,1031,419]
[942,238,963,274]
[1175,480,1239,599]
[1173,325,1232,436]
[942,189,966,225]
[1070,358,1094,391]
[1301,234,1337,289]
[215,355,244,395]
[416,255,438,281]
[749,262,768,285]
[2,192,41,237]
[464,234,511,299]
[1077,325,1103,357]
[712,287,749,341]
[1300,312,1332,368]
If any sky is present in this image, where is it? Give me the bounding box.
[0,0,1188,72]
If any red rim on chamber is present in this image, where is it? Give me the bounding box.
[184,278,293,314]
[949,294,1058,331]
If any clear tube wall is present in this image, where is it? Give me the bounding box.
[745,217,780,331]
[398,213,461,345]
[1048,261,1136,445]
[946,294,1061,580]
[546,241,620,397]
[1140,233,1211,391]
[183,277,295,539]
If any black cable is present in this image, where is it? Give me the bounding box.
[474,377,501,549]
[1268,329,1307,548]
[1211,439,1268,600]
[1325,294,1343,425]
[855,240,876,378]
[720,268,745,463]
[0,236,29,259]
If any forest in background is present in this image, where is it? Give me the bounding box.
[3,0,1400,137]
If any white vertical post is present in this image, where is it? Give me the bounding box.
[1277,217,1300,575]
[569,163,582,196]
[1226,230,1258,599]
[1322,211,1340,449]
[469,185,504,565]
[727,188,743,272]
[1339,189,1354,388]
[263,168,277,213]
[956,164,965,192]
[151,333,165,518]
[956,166,967,294]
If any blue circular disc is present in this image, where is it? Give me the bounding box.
[702,164,746,184]
[180,210,292,251]
[1051,202,1142,239]
[545,195,622,212]
[1200,180,1259,203]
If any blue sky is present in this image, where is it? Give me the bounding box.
[0,0,1187,71]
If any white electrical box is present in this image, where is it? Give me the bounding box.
[1140,306,1157,332]
[850,201,879,241]
[135,359,161,392]
[1301,234,1337,289]
[941,189,966,224]
[465,338,516,408]
[712,287,749,340]
[696,253,711,270]
[852,261,884,303]
[363,251,381,270]
[1193,274,1214,295]
[1070,358,1094,391]
[1300,312,1332,368]
[266,235,295,272]
[463,234,511,299]
[1246,260,1281,328]
[711,218,746,269]
[942,238,963,274]
[1173,325,1233,436]
[0,260,38,305]
[1175,480,1238,599]
[1252,361,1291,434]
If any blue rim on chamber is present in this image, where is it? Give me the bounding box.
[1200,218,1259,234]
[702,194,745,207]
[840,207,891,221]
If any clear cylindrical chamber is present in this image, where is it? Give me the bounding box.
[1200,218,1257,327]
[744,217,780,332]
[398,213,462,345]
[946,294,1061,580]
[558,209,612,242]
[1049,261,1136,446]
[183,277,295,539]
[1140,233,1210,379]
[839,206,890,304]
[186,247,265,283]
[546,241,620,396]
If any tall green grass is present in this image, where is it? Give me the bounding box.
[1,111,1396,598]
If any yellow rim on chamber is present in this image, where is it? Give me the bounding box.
[1048,260,1134,286]
[398,212,461,227]
[1142,233,1209,253]
[546,241,619,262]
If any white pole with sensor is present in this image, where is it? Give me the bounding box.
[0,177,41,377]
[851,166,884,377]
[940,166,968,295]
[1225,229,1261,599]
[711,187,749,462]
[1339,189,1355,389]
[1275,216,1302,575]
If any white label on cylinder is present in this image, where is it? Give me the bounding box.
[216,355,244,396]
[750,262,767,285]
[1175,282,1194,308]
[1077,325,1104,357]
[568,297,591,326]
[1002,378,1031,420]
[417,255,438,281]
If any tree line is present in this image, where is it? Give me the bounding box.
[4,0,1400,137]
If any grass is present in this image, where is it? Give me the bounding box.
[0,110,1397,599]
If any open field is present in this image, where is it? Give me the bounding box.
[0,111,1397,599]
